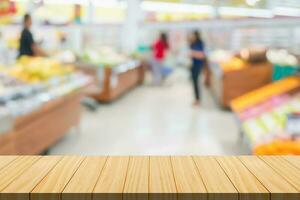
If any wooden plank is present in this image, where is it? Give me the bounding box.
[216,156,269,200]
[0,157,40,191]
[171,156,207,200]
[123,156,149,200]
[0,156,18,171]
[284,156,300,170]
[261,156,300,191]
[239,156,299,200]
[31,156,84,200]
[192,156,238,200]
[62,157,107,200]
[149,156,177,200]
[1,156,61,200]
[93,156,130,200]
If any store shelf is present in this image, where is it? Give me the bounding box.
[0,156,299,200]
[231,77,300,155]
[0,89,85,155]
[209,61,272,108]
[75,61,145,102]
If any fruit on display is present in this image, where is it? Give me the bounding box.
[54,50,77,63]
[8,56,74,83]
[240,47,267,63]
[232,77,300,155]
[254,138,300,155]
[220,57,247,72]
[231,77,300,112]
[267,49,299,66]
[81,48,128,67]
[209,50,233,63]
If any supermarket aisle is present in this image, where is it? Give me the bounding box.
[50,70,246,155]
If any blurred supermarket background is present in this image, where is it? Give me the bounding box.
[0,0,300,155]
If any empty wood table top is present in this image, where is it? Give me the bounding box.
[0,156,299,200]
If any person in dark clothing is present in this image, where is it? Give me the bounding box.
[188,31,206,106]
[19,14,46,58]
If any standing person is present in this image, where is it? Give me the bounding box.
[151,32,169,85]
[19,13,47,58]
[188,31,206,106]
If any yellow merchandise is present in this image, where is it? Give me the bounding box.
[231,77,300,112]
[220,57,247,72]
[9,56,74,83]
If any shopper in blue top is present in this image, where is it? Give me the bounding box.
[188,31,206,107]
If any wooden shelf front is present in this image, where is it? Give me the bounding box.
[0,91,84,155]
[75,62,145,102]
[210,62,272,108]
[0,156,299,200]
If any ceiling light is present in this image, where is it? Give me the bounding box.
[219,7,274,18]
[141,1,214,14]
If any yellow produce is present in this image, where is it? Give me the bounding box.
[254,139,300,155]
[9,56,74,83]
[231,77,300,112]
[220,57,247,72]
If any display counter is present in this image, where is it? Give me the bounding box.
[75,60,145,102]
[0,156,298,200]
[0,89,85,155]
[209,61,272,108]
[231,77,300,155]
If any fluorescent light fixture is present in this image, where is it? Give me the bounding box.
[43,0,126,8]
[273,7,300,17]
[91,0,127,9]
[141,1,214,14]
[43,0,89,5]
[219,7,274,18]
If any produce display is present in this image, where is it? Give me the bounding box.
[220,57,247,72]
[208,49,272,108]
[81,48,129,67]
[231,77,300,155]
[8,56,74,83]
[231,77,300,112]
[0,57,91,118]
[267,49,300,81]
[267,49,299,66]
[210,48,270,73]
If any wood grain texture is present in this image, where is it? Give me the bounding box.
[284,156,300,170]
[93,156,130,200]
[0,157,40,191]
[0,156,18,171]
[149,156,177,200]
[239,156,300,200]
[62,157,107,200]
[123,156,149,200]
[31,156,84,200]
[171,156,207,200]
[193,156,238,200]
[216,156,269,200]
[1,156,61,200]
[261,156,300,191]
[0,156,298,200]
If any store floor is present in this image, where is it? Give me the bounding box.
[50,69,248,155]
